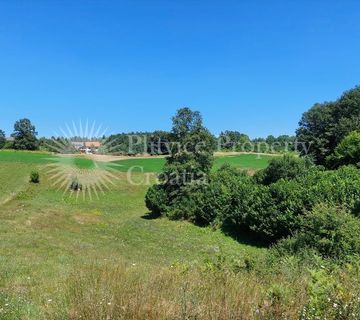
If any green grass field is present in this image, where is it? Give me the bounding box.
[111,153,274,172]
[2,150,357,319]
[0,150,273,318]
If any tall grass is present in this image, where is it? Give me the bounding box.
[40,253,360,320]
[44,261,309,320]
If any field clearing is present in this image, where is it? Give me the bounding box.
[0,150,275,172]
[110,153,275,173]
[0,150,270,318]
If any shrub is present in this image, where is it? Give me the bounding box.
[0,129,5,149]
[302,264,360,319]
[193,165,360,243]
[254,154,314,185]
[189,165,245,226]
[327,131,360,169]
[149,144,360,247]
[3,140,14,149]
[145,184,169,215]
[29,170,40,183]
[276,205,360,260]
[70,177,82,191]
[220,175,271,236]
[256,165,360,240]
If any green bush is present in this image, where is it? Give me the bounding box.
[254,154,314,185]
[327,131,360,169]
[0,129,5,149]
[3,140,14,149]
[145,184,169,215]
[29,170,40,183]
[276,205,360,260]
[302,264,360,319]
[189,165,243,225]
[253,166,360,241]
[296,86,360,165]
[191,165,360,243]
[70,177,82,191]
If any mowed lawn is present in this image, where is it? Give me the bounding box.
[0,150,269,318]
[111,153,275,172]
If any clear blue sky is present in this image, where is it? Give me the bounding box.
[1,1,360,138]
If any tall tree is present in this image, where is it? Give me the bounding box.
[0,129,5,149]
[145,107,215,218]
[11,118,38,150]
[164,107,215,186]
[296,86,360,165]
[327,131,360,169]
[218,130,250,150]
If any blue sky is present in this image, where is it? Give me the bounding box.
[1,1,360,138]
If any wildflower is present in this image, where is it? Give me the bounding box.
[333,303,338,308]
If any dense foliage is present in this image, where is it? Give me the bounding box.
[29,170,40,183]
[327,131,360,169]
[104,131,171,155]
[146,88,360,263]
[296,86,360,165]
[276,205,360,260]
[254,154,314,185]
[218,130,296,153]
[0,129,5,149]
[216,165,360,242]
[147,152,360,257]
[11,118,38,150]
[145,108,215,219]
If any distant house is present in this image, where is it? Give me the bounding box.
[70,141,84,150]
[70,141,102,154]
[84,141,101,149]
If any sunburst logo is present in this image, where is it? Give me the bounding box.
[44,120,122,200]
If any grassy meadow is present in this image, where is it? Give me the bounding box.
[0,151,271,319]
[0,150,357,319]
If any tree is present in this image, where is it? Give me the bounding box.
[296,102,336,164]
[11,118,38,150]
[171,107,203,140]
[218,130,251,151]
[164,107,215,185]
[0,129,5,149]
[147,130,171,155]
[296,86,360,165]
[145,107,215,218]
[327,131,360,168]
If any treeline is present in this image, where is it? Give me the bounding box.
[296,85,360,167]
[105,131,296,155]
[146,86,360,262]
[0,119,38,150]
[1,120,295,155]
[218,131,296,153]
